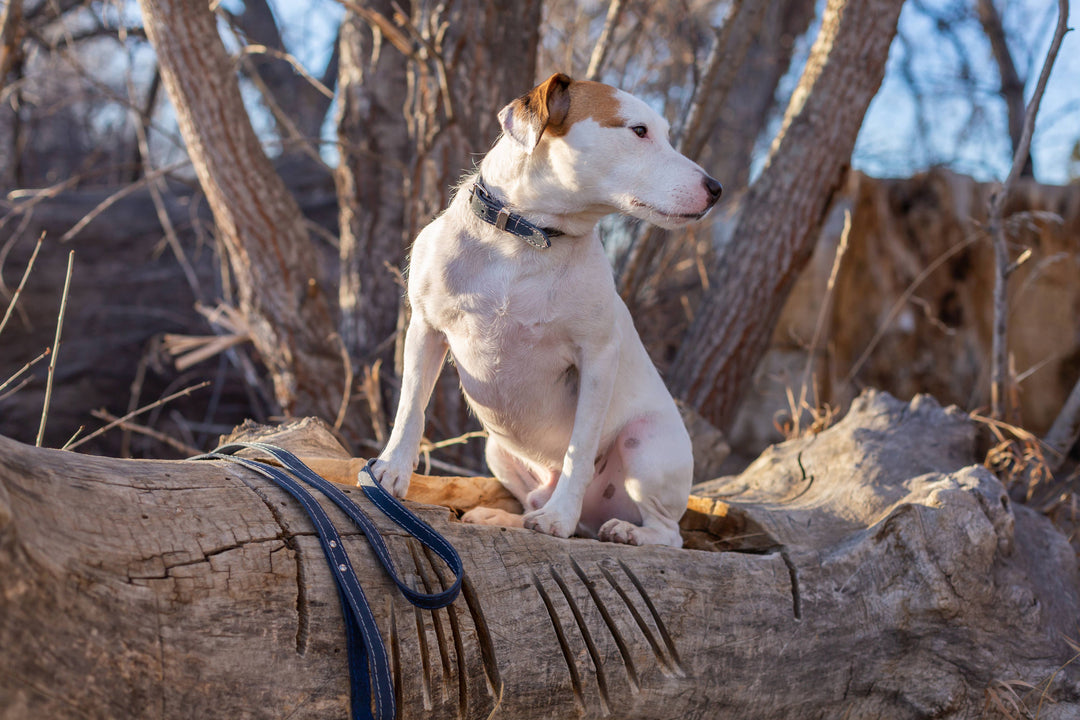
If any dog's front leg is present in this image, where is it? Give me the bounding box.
[524,343,619,538]
[367,314,448,497]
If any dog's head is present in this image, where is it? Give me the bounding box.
[497,73,722,229]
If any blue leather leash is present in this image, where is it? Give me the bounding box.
[189,442,463,720]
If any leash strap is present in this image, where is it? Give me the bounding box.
[189,442,464,720]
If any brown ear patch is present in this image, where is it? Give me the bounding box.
[509,73,572,148]
[544,80,624,138]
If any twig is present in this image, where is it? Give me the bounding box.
[122,350,151,458]
[988,0,1069,420]
[1043,375,1080,473]
[0,346,49,396]
[796,210,851,420]
[419,429,487,476]
[37,250,74,447]
[0,231,43,339]
[237,44,335,99]
[585,0,625,81]
[125,75,203,300]
[361,359,387,444]
[65,381,211,451]
[977,0,1031,176]
[58,160,190,243]
[61,426,85,449]
[86,409,201,456]
[331,332,354,432]
[0,376,30,403]
[230,43,330,170]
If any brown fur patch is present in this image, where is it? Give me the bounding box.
[545,80,624,137]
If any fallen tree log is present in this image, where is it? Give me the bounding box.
[1,390,1078,719]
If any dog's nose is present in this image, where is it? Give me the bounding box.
[704,175,723,204]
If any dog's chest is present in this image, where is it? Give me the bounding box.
[436,263,575,366]
[421,245,608,415]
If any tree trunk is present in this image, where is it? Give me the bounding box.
[670,0,905,430]
[135,0,347,430]
[334,0,542,463]
[2,391,1077,719]
[335,3,412,361]
[700,0,817,195]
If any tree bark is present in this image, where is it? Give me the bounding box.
[669,0,905,430]
[698,0,817,196]
[2,391,1077,719]
[334,0,542,463]
[135,0,347,429]
[335,3,412,360]
[0,0,23,94]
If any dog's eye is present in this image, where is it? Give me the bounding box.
[630,125,648,139]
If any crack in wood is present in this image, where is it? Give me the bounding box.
[533,572,585,711]
[550,566,611,716]
[779,549,802,621]
[412,603,434,711]
[599,564,676,677]
[571,557,639,693]
[230,472,313,655]
[617,560,685,676]
[409,542,453,700]
[422,545,468,719]
[389,597,403,715]
[459,572,502,701]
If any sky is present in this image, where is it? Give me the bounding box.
[856,0,1080,184]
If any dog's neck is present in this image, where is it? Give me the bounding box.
[473,137,612,241]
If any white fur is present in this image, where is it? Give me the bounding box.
[368,79,719,547]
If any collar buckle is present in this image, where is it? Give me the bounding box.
[495,206,512,232]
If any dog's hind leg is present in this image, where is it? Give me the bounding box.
[596,415,691,548]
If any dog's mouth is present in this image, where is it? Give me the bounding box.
[629,199,709,222]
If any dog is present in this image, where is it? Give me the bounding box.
[368,73,721,547]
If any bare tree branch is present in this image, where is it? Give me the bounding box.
[977,0,1033,177]
[585,0,625,81]
[988,0,1069,420]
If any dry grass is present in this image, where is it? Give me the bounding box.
[985,640,1080,719]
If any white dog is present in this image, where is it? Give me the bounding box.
[368,73,721,547]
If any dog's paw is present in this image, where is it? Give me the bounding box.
[598,519,683,547]
[364,457,413,498]
[462,507,525,528]
[523,506,576,539]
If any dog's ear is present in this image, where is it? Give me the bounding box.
[498,73,573,151]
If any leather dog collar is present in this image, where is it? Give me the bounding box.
[468,176,564,250]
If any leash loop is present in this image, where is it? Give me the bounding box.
[189,442,464,720]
